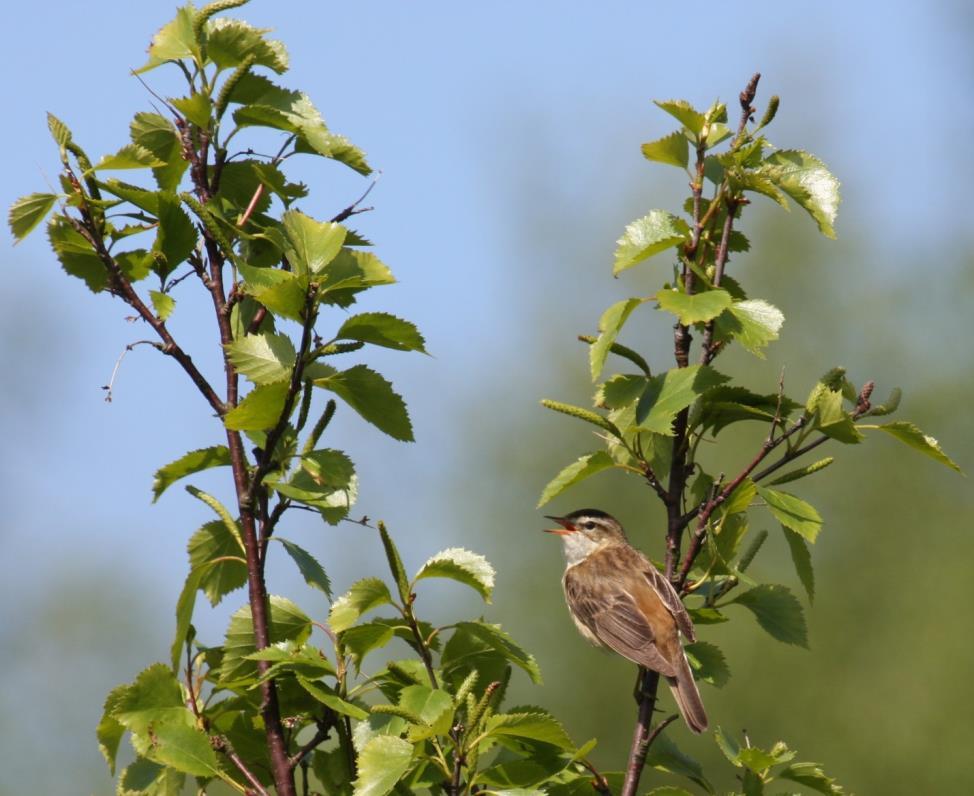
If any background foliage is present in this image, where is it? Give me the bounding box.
[2,1,972,794]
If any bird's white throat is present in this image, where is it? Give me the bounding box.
[559,531,601,567]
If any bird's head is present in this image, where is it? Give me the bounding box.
[544,509,627,565]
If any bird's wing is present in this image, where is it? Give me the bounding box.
[564,564,678,677]
[640,557,696,642]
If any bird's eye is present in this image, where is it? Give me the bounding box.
[583,521,595,530]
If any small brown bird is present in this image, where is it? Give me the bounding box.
[545,509,707,733]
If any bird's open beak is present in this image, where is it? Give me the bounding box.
[543,515,576,536]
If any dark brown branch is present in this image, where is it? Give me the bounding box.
[288,719,333,770]
[620,669,661,796]
[213,736,270,796]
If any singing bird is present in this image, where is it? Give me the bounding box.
[545,509,707,733]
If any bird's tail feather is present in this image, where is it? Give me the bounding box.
[665,650,708,734]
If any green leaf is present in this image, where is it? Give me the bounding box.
[717,299,785,357]
[646,788,694,796]
[760,150,841,238]
[641,130,689,168]
[113,664,195,736]
[282,210,346,276]
[149,290,176,321]
[47,112,72,149]
[152,193,197,277]
[453,621,542,683]
[185,485,243,548]
[685,641,730,687]
[590,298,643,380]
[226,332,296,385]
[145,723,222,779]
[537,452,616,508]
[170,567,202,671]
[9,193,57,241]
[636,365,729,434]
[117,757,185,795]
[205,17,289,73]
[246,640,336,681]
[298,677,369,721]
[313,364,413,441]
[778,761,845,795]
[698,386,800,436]
[656,288,732,325]
[301,448,355,490]
[130,112,187,191]
[399,685,454,739]
[329,578,394,633]
[654,99,706,136]
[756,487,823,543]
[152,445,231,502]
[783,527,815,604]
[224,381,290,431]
[94,144,166,171]
[688,607,728,625]
[352,734,414,796]
[336,312,427,353]
[275,537,332,597]
[414,548,496,602]
[721,478,756,516]
[238,263,308,321]
[48,215,109,292]
[768,457,834,486]
[808,387,862,444]
[136,4,198,73]
[97,684,128,775]
[645,734,714,794]
[732,584,808,648]
[484,712,573,750]
[872,421,962,473]
[540,399,620,437]
[220,596,312,684]
[738,746,779,774]
[578,334,651,376]
[341,621,397,669]
[188,520,247,606]
[614,211,689,275]
[715,726,742,765]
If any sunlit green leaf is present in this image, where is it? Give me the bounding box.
[352,734,414,796]
[872,421,962,472]
[654,99,706,136]
[539,450,617,508]
[145,723,222,779]
[641,130,689,168]
[313,364,412,441]
[298,677,369,720]
[113,663,195,736]
[329,578,394,633]
[342,621,397,669]
[238,263,308,321]
[47,215,109,292]
[94,144,166,171]
[275,537,332,597]
[226,332,296,385]
[9,192,57,241]
[685,641,730,687]
[716,299,784,357]
[636,365,729,434]
[453,621,542,683]
[205,17,289,73]
[732,584,808,647]
[783,527,815,603]
[149,290,176,321]
[757,487,822,542]
[614,211,689,274]
[224,381,290,431]
[117,757,185,796]
[188,520,247,607]
[590,298,643,380]
[136,4,198,73]
[152,445,231,502]
[336,312,427,353]
[414,548,496,602]
[220,596,312,684]
[760,150,841,238]
[282,210,346,276]
[130,112,187,191]
[485,712,574,750]
[656,288,732,325]
[97,684,128,775]
[778,761,845,795]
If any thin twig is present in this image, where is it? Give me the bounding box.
[102,340,159,402]
[287,720,333,770]
[213,737,270,796]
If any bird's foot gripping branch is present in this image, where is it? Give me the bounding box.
[539,73,960,796]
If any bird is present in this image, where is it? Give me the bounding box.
[544,508,708,733]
